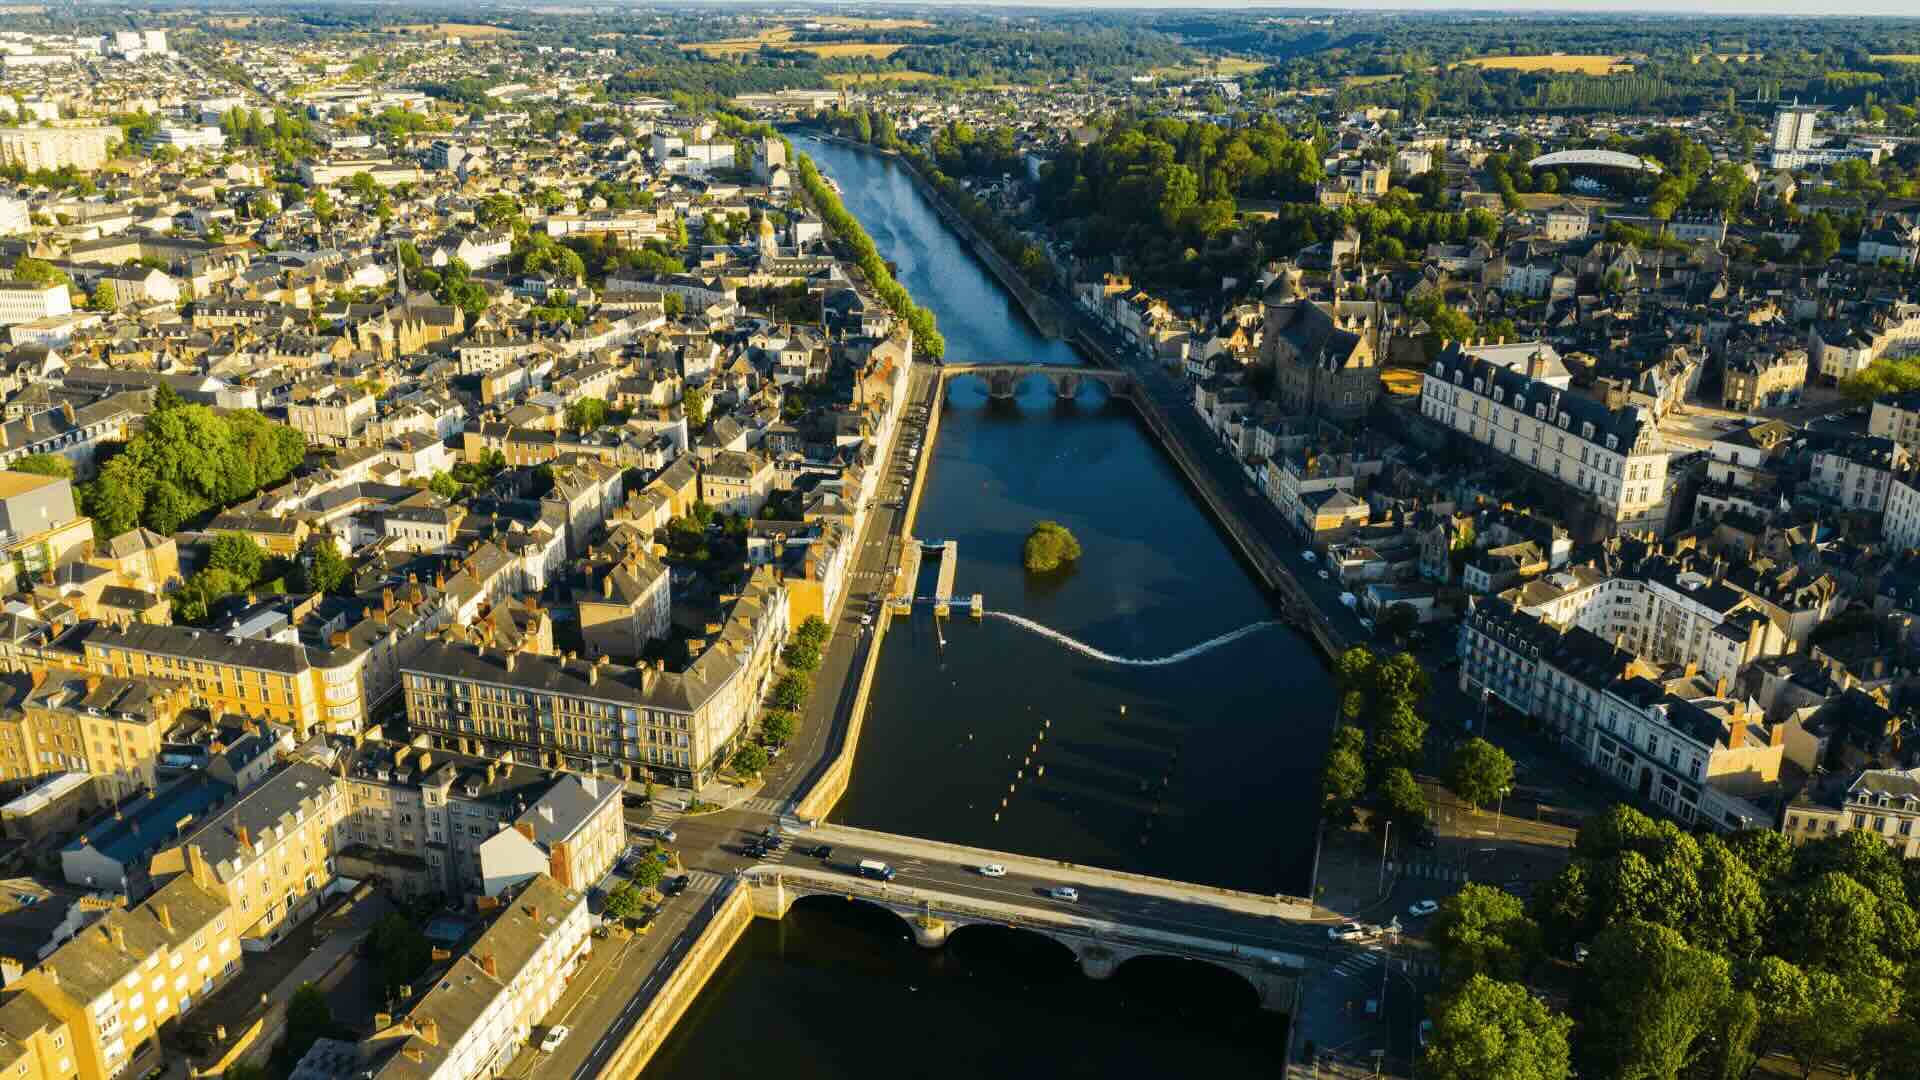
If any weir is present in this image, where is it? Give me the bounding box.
[932,539,957,615]
[984,611,1284,667]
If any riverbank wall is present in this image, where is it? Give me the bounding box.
[800,130,1067,340]
[793,369,943,823]
[597,881,755,1077]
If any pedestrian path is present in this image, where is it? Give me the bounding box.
[1328,948,1444,980]
[740,796,789,815]
[1387,859,1468,883]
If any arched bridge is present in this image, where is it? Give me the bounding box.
[938,363,1133,401]
[740,863,1307,1012]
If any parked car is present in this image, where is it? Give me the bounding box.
[1408,899,1439,918]
[663,875,690,897]
[1328,921,1369,942]
[539,1026,570,1053]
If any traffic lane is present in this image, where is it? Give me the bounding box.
[565,887,718,1080]
[758,845,1323,952]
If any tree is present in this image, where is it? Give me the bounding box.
[604,881,647,919]
[10,453,72,479]
[1446,737,1515,810]
[1377,601,1418,641]
[732,743,769,776]
[1022,520,1082,573]
[565,397,610,433]
[89,280,117,311]
[762,709,797,745]
[368,913,432,1001]
[630,854,665,890]
[782,637,821,672]
[1772,871,1887,975]
[1421,975,1572,1080]
[1431,883,1541,982]
[794,615,829,648]
[296,537,351,596]
[772,672,811,710]
[1376,766,1427,832]
[1800,212,1840,264]
[207,532,266,583]
[282,983,335,1067]
[1369,701,1427,770]
[152,382,184,413]
[9,257,68,287]
[428,472,461,500]
[1321,724,1368,824]
[1578,920,1731,1080]
[683,386,709,429]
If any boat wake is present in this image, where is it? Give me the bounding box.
[983,611,1281,666]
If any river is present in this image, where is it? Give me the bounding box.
[641,134,1324,1077]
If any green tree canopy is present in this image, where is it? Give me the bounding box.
[9,453,72,479]
[1422,974,1572,1080]
[1578,920,1731,1080]
[1432,883,1541,983]
[1022,520,1082,573]
[1446,737,1515,810]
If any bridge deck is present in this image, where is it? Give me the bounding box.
[892,541,921,612]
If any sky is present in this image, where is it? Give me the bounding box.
[893,0,1920,13]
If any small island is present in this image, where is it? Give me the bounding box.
[1023,521,1082,573]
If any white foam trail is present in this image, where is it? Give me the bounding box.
[983,610,1282,666]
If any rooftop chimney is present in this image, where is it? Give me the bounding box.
[480,953,497,979]
[156,903,171,932]
[236,825,252,852]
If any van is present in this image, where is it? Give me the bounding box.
[856,859,896,882]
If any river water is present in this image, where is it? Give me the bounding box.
[641,135,1325,1077]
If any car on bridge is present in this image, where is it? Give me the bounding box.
[1328,921,1370,942]
[1046,886,1079,902]
[978,864,1005,877]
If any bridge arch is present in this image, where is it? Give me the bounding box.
[787,891,921,942]
[1104,952,1265,1012]
[945,920,1082,968]
[939,364,1130,403]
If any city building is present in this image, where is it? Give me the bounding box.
[474,773,622,897]
[147,761,347,948]
[1260,266,1390,421]
[0,672,192,799]
[403,568,787,789]
[287,380,377,448]
[1421,341,1670,536]
[0,282,72,327]
[0,125,118,172]
[361,875,589,1080]
[1809,437,1906,515]
[1720,345,1806,411]
[1785,766,1920,854]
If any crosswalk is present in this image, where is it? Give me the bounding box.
[1387,859,1468,883]
[1329,949,1444,980]
[739,796,790,816]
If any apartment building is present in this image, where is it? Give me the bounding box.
[1809,437,1907,515]
[0,471,93,593]
[403,568,787,789]
[1810,301,1920,383]
[81,625,329,739]
[0,125,118,172]
[287,380,377,448]
[474,773,622,897]
[1869,390,1920,455]
[0,673,190,799]
[1720,345,1807,411]
[147,762,347,948]
[699,451,773,517]
[364,875,589,1080]
[16,873,238,1080]
[1421,341,1671,536]
[577,550,671,664]
[0,282,72,327]
[1785,766,1920,855]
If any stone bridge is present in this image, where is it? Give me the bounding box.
[938,363,1133,401]
[741,865,1306,1012]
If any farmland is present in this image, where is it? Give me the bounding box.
[1874,54,1920,64]
[683,29,905,60]
[389,23,519,38]
[826,71,940,87]
[1460,54,1632,74]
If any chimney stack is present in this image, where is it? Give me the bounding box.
[236,825,252,852]
[156,904,171,931]
[480,953,497,979]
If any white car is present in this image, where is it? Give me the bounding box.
[1318,569,1330,580]
[1327,921,1369,942]
[978,864,1006,877]
[1408,899,1439,918]
[539,1026,570,1053]
[1359,617,1375,633]
[1302,550,1318,563]
[860,614,873,626]
[1047,886,1079,902]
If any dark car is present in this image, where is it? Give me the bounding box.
[806,844,834,860]
[1413,828,1438,849]
[662,875,690,896]
[622,794,649,809]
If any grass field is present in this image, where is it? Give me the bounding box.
[1461,54,1630,74]
[1343,73,1402,87]
[1874,54,1920,64]
[814,17,930,30]
[1150,57,1269,79]
[390,22,518,38]
[684,29,904,60]
[826,71,939,86]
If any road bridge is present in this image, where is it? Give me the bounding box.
[939,363,1133,401]
[742,864,1306,1011]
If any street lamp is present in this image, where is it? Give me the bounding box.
[1377,819,1393,897]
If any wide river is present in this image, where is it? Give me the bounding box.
[643,134,1330,1077]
